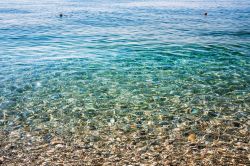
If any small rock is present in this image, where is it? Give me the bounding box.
[87,136,100,142]
[110,118,115,124]
[130,124,137,129]
[159,121,168,126]
[188,133,196,142]
[121,125,131,133]
[207,111,218,117]
[233,121,241,128]
[55,144,64,149]
[139,130,147,136]
[0,156,4,164]
[51,140,64,145]
[191,108,199,114]
[88,125,97,130]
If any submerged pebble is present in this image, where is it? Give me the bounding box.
[188,133,196,142]
[191,108,199,114]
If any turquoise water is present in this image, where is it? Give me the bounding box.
[0,0,250,136]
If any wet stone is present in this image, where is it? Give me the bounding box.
[220,135,231,142]
[201,115,210,121]
[191,108,199,114]
[149,140,160,146]
[51,93,63,100]
[43,133,53,143]
[88,125,97,130]
[84,109,98,118]
[121,125,131,133]
[207,111,219,117]
[0,157,4,164]
[139,130,147,136]
[135,111,144,116]
[86,136,100,142]
[188,133,196,142]
[233,121,241,128]
[197,144,206,149]
[158,121,169,126]
[204,133,217,142]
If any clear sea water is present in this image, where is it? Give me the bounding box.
[0,0,249,135]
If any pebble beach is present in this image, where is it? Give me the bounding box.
[0,0,250,165]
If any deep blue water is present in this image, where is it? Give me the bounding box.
[0,0,249,134]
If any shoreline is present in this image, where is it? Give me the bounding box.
[1,115,249,165]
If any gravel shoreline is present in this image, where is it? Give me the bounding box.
[0,116,249,165]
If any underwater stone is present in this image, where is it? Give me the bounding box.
[188,133,196,142]
[87,135,100,142]
[16,88,25,93]
[121,125,131,133]
[51,93,63,100]
[139,130,147,136]
[0,101,15,110]
[43,133,53,143]
[158,121,168,126]
[207,111,218,117]
[84,109,98,117]
[0,156,3,164]
[232,121,241,128]
[110,118,115,124]
[191,108,199,114]
[88,125,97,130]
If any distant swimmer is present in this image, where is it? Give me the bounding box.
[59,13,63,18]
[204,12,208,16]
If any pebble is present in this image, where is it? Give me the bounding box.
[191,108,199,114]
[87,136,100,142]
[0,156,4,164]
[35,82,42,88]
[159,121,168,126]
[55,144,64,149]
[188,133,196,142]
[51,140,64,145]
[232,121,241,128]
[130,124,137,129]
[207,111,218,117]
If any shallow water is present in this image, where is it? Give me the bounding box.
[0,0,250,137]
